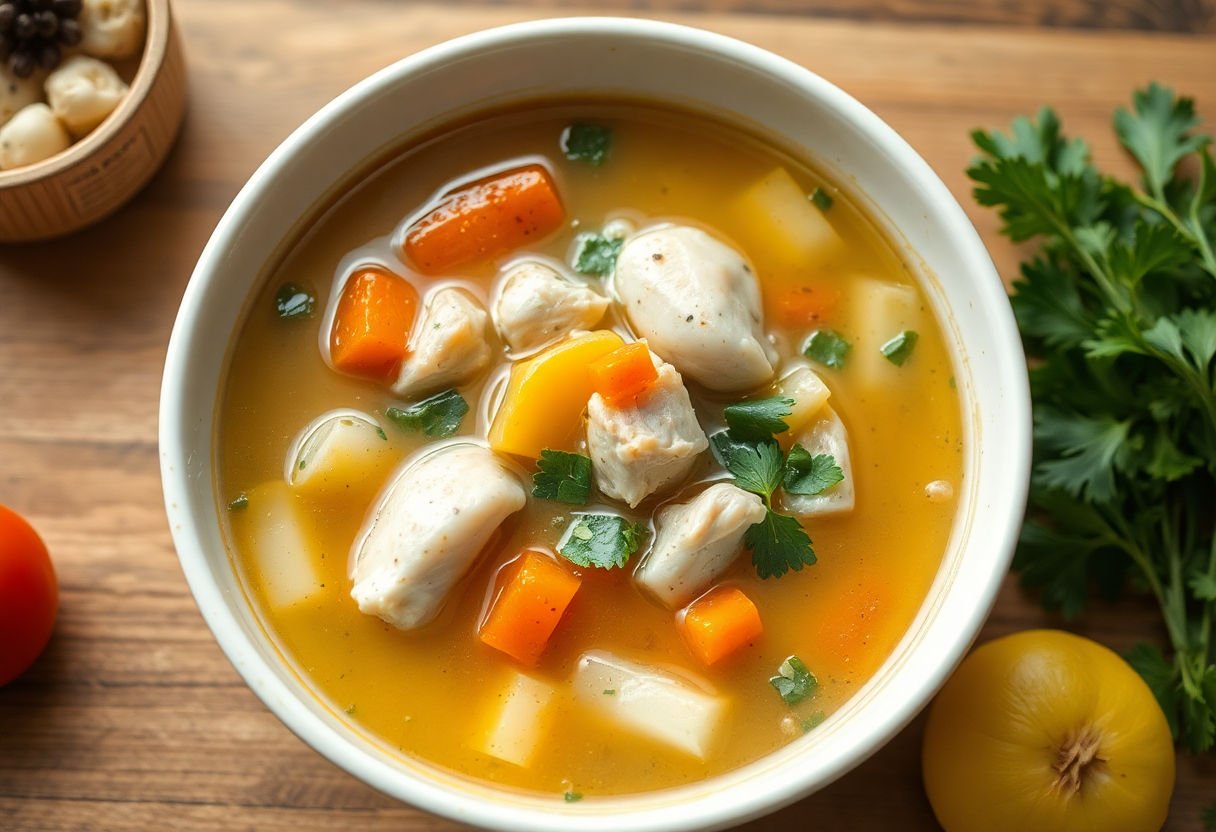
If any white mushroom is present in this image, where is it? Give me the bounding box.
[45,55,129,139]
[633,483,766,609]
[586,347,708,507]
[349,443,526,630]
[79,0,147,60]
[0,103,71,170]
[614,225,776,392]
[493,261,610,352]
[780,405,855,517]
[392,287,493,398]
[0,66,44,129]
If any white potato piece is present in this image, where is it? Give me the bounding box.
[79,0,147,60]
[587,349,708,508]
[0,103,70,170]
[614,225,776,392]
[845,277,925,392]
[285,409,395,500]
[781,405,855,517]
[733,167,844,272]
[240,481,320,609]
[350,443,526,630]
[572,651,727,759]
[775,365,831,435]
[476,672,557,768]
[493,261,610,352]
[634,483,766,609]
[0,66,44,129]
[46,55,130,139]
[393,287,492,398]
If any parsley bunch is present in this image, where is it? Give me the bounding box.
[970,83,1216,751]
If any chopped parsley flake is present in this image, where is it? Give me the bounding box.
[385,389,469,438]
[573,233,623,276]
[783,445,844,496]
[770,656,818,705]
[880,330,919,366]
[227,493,249,511]
[274,283,316,320]
[561,122,612,166]
[563,789,584,803]
[558,513,647,570]
[532,450,592,505]
[804,329,851,369]
[810,187,834,211]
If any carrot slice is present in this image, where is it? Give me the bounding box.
[403,164,565,274]
[589,341,659,407]
[479,551,582,666]
[772,285,840,327]
[328,267,419,381]
[678,585,763,666]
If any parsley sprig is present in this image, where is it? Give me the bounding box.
[971,83,1216,751]
[710,396,842,579]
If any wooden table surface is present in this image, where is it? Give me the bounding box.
[2,1,1214,830]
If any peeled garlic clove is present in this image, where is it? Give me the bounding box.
[79,0,146,60]
[0,66,45,129]
[46,55,129,139]
[0,103,71,170]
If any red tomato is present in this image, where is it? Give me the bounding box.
[0,505,58,686]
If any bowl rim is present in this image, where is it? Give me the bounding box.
[0,0,173,186]
[160,16,1030,831]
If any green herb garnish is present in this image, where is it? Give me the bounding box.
[804,329,851,369]
[801,711,826,732]
[573,233,623,276]
[746,510,817,579]
[563,789,584,803]
[602,689,616,696]
[558,513,647,570]
[562,122,612,166]
[782,444,844,496]
[274,283,316,319]
[532,450,592,505]
[385,389,469,438]
[344,704,357,715]
[810,187,834,211]
[879,330,919,366]
[971,83,1216,751]
[227,493,249,511]
[723,396,794,441]
[770,656,818,705]
[374,426,387,441]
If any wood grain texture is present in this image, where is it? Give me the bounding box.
[1,2,1214,830]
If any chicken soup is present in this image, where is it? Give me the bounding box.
[218,102,963,798]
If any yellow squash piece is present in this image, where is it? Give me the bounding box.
[488,329,624,459]
[733,167,844,274]
[922,630,1175,832]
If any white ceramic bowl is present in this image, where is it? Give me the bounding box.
[160,17,1030,832]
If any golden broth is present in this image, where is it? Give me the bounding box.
[217,103,963,798]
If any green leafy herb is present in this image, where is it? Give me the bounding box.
[972,83,1216,751]
[710,433,783,497]
[562,122,612,166]
[783,445,844,496]
[574,233,623,276]
[879,330,919,366]
[602,689,615,696]
[769,656,818,705]
[227,493,249,511]
[810,187,834,211]
[563,789,584,803]
[746,510,817,579]
[374,426,387,441]
[801,711,826,732]
[723,396,794,441]
[385,389,469,438]
[533,450,592,505]
[275,283,316,319]
[558,513,647,570]
[804,329,851,369]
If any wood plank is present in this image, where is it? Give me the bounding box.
[1,4,1213,830]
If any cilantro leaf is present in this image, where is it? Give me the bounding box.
[746,509,816,579]
[723,396,794,441]
[385,389,469,438]
[879,330,919,366]
[804,329,851,369]
[559,514,647,570]
[275,283,316,319]
[562,122,612,166]
[769,656,818,705]
[574,234,623,276]
[1114,83,1209,199]
[710,432,783,498]
[532,450,592,505]
[810,188,833,211]
[783,445,843,496]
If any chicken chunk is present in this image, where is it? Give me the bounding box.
[393,288,492,398]
[587,349,708,507]
[493,261,610,352]
[349,443,526,629]
[614,225,776,392]
[634,483,766,608]
[780,405,855,517]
